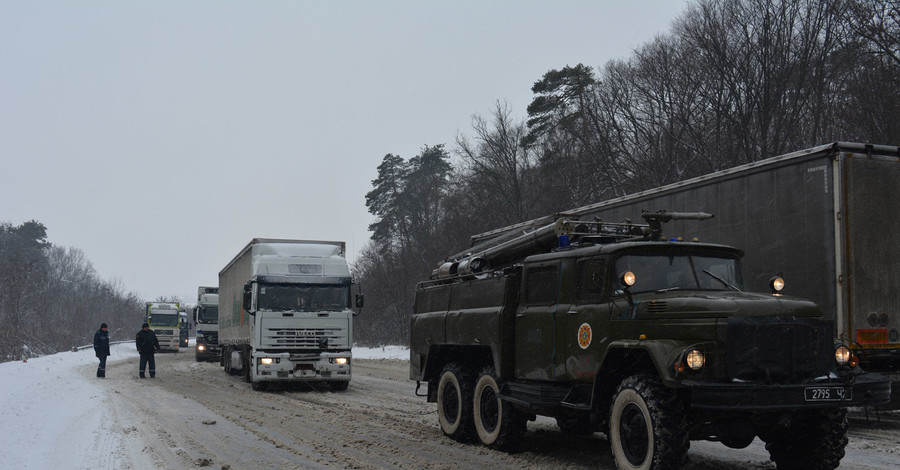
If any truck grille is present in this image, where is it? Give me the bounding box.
[264,327,349,349]
[725,316,833,383]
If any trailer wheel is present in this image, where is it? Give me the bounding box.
[473,365,526,451]
[763,408,848,470]
[223,347,236,375]
[609,374,688,470]
[437,363,475,442]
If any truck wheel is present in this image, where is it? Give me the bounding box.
[473,366,526,451]
[330,381,350,391]
[223,347,235,375]
[609,374,688,470]
[437,363,475,442]
[763,408,848,470]
[242,351,252,383]
[251,380,268,391]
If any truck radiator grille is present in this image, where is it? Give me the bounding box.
[264,327,348,349]
[725,316,833,383]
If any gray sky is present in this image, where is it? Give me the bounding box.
[1,0,689,305]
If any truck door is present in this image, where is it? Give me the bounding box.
[515,262,564,380]
[563,257,612,382]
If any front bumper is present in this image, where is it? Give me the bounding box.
[253,351,352,382]
[685,373,891,411]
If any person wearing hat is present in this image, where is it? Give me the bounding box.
[135,322,160,378]
[93,323,110,378]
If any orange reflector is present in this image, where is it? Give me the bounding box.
[856,329,889,344]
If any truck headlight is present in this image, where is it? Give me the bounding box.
[834,345,857,367]
[260,357,274,365]
[685,349,705,370]
[335,357,348,365]
[769,275,785,294]
[197,345,205,352]
[620,271,636,287]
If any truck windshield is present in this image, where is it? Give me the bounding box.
[197,305,218,323]
[614,253,744,294]
[148,313,179,327]
[258,284,350,312]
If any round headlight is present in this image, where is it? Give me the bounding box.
[621,271,636,287]
[769,275,785,294]
[834,345,851,365]
[686,349,705,370]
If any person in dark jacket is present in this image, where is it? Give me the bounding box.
[93,323,110,378]
[135,322,160,378]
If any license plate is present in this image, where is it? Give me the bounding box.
[804,386,852,401]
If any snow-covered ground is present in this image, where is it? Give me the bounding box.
[0,341,407,469]
[2,342,897,469]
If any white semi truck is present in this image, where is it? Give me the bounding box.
[193,286,219,362]
[145,302,181,352]
[218,239,362,391]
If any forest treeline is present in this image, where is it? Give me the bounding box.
[352,0,900,346]
[0,221,144,361]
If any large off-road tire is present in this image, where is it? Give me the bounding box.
[437,363,475,442]
[609,374,688,470]
[473,366,527,451]
[763,408,848,470]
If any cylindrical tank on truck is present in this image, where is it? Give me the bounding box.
[218,239,363,391]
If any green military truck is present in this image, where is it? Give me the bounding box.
[410,212,890,470]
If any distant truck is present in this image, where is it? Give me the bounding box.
[410,211,890,469]
[463,142,900,407]
[145,302,181,352]
[193,286,219,362]
[179,311,189,348]
[218,239,362,391]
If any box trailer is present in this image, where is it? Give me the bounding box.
[466,142,899,405]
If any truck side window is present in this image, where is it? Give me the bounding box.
[577,260,605,303]
[525,266,559,305]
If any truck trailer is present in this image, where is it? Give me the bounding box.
[218,239,361,391]
[193,286,219,362]
[461,142,900,406]
[145,302,181,352]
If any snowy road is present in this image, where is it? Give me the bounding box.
[2,345,898,469]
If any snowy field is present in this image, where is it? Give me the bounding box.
[0,342,407,469]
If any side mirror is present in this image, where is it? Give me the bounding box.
[355,293,365,309]
[242,283,254,315]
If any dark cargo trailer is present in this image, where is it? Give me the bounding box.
[466,142,899,404]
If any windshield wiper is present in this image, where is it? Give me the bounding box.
[655,287,681,293]
[702,269,741,292]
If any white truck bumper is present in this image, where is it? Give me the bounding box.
[252,351,351,382]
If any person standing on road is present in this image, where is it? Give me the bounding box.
[93,323,110,378]
[135,322,160,378]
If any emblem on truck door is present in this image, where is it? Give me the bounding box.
[578,323,592,349]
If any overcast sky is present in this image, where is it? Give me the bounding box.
[1,0,689,306]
